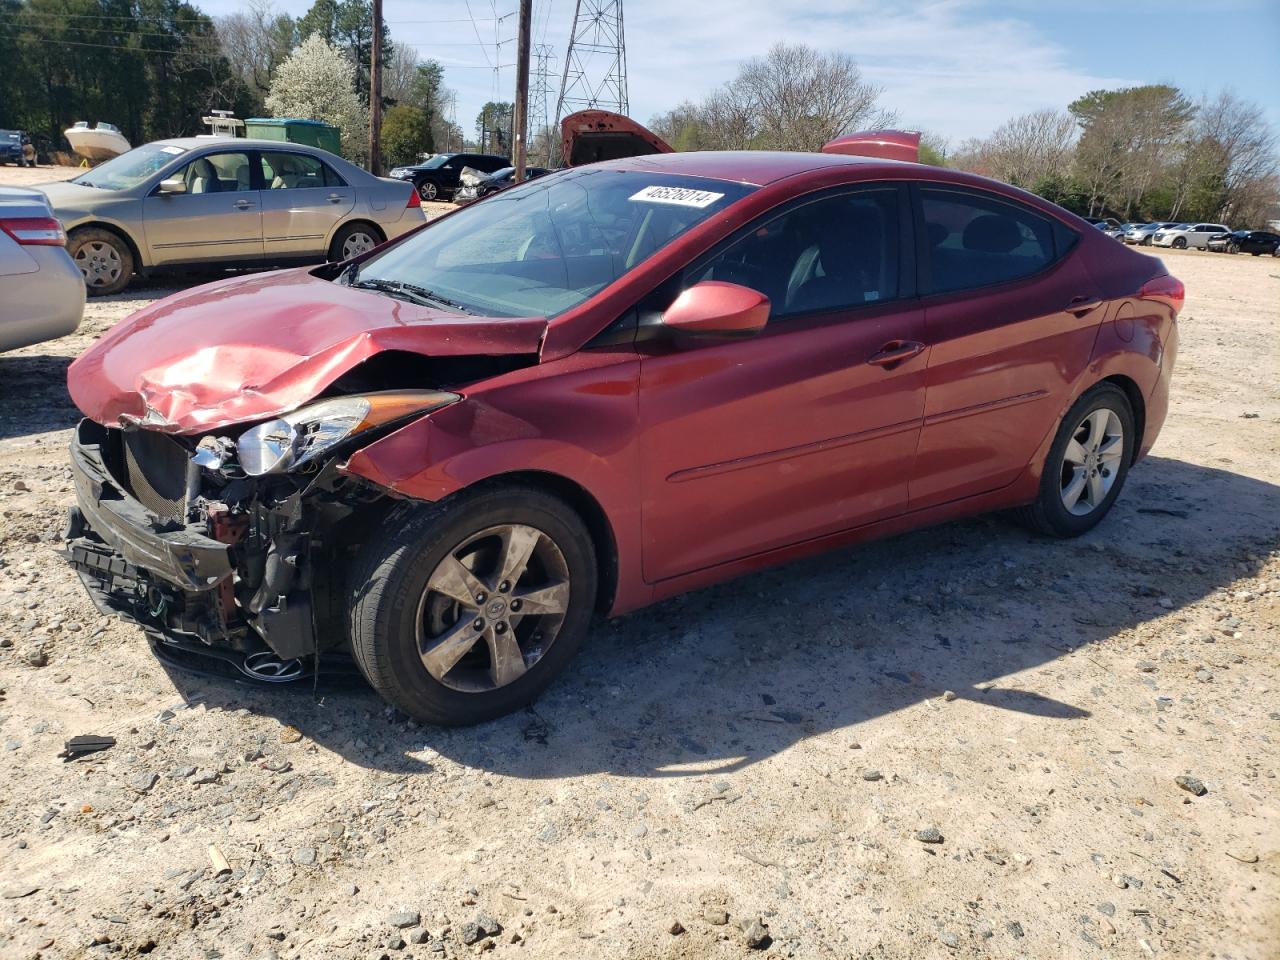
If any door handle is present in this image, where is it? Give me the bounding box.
[327,193,343,203]
[233,199,255,210]
[867,340,926,368]
[1066,296,1102,317]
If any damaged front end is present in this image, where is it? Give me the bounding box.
[64,390,456,679]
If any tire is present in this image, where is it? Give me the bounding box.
[67,226,133,296]
[348,484,599,725]
[1172,237,1187,249]
[1015,382,1135,538]
[1228,243,1239,255]
[327,221,382,262]
[417,179,439,201]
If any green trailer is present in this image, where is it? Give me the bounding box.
[245,118,341,156]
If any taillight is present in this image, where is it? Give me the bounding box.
[1139,274,1184,314]
[0,216,65,246]
[405,189,421,209]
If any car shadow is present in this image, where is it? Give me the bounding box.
[156,454,1279,780]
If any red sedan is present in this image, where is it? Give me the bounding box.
[65,135,1182,725]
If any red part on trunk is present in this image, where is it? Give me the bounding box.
[821,130,921,163]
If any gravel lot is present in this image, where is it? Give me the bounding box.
[1,167,1277,960]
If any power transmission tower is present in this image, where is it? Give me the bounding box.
[529,43,556,166]
[554,0,628,160]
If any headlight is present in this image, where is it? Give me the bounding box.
[236,390,459,476]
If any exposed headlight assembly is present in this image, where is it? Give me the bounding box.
[236,390,459,476]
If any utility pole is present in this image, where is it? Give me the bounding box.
[511,0,532,180]
[368,0,383,174]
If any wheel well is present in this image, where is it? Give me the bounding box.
[476,470,620,615]
[1102,374,1146,463]
[69,222,142,271]
[344,219,385,242]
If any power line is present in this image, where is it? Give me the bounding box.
[462,0,494,70]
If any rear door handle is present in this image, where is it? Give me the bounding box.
[327,193,344,203]
[233,199,255,210]
[867,340,926,368]
[1067,296,1103,316]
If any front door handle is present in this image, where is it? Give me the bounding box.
[1067,296,1103,316]
[233,199,255,210]
[867,340,926,368]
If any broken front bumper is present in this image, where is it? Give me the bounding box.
[64,419,328,664]
[68,419,233,591]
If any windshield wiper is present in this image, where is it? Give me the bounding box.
[352,277,471,314]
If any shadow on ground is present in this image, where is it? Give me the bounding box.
[158,454,1280,780]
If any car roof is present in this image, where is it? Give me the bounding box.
[153,137,329,150]
[584,149,933,186]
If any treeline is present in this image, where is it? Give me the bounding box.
[0,0,460,165]
[948,86,1279,228]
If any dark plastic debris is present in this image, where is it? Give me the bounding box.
[61,735,116,760]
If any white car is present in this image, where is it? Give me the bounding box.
[0,187,85,351]
[1124,222,1179,246]
[1152,222,1230,250]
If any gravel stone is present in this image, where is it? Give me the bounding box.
[916,826,944,844]
[387,911,420,929]
[1176,775,1207,796]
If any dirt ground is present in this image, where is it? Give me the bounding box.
[0,166,1277,960]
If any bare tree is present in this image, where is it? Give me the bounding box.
[983,109,1076,186]
[382,41,420,106]
[1193,91,1279,224]
[218,0,297,101]
[650,44,892,153]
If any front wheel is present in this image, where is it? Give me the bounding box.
[1228,243,1239,254]
[417,180,439,201]
[1172,237,1187,249]
[1016,383,1135,538]
[348,485,598,725]
[68,227,133,296]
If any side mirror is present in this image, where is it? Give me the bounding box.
[157,177,186,195]
[662,281,770,339]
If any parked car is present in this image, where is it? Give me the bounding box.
[453,165,550,204]
[64,122,1183,725]
[1085,217,1120,230]
[0,187,84,351]
[1124,222,1179,246]
[1207,229,1280,256]
[1103,222,1137,240]
[388,152,509,201]
[1152,222,1229,250]
[38,138,425,295]
[1,129,36,167]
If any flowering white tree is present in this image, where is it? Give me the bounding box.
[265,34,369,163]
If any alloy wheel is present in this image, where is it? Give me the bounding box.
[1059,408,1124,516]
[418,181,438,201]
[415,523,571,693]
[341,231,377,259]
[74,240,122,288]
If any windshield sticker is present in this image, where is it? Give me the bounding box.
[629,185,724,208]
[160,145,186,155]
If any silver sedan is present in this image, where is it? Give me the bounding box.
[39,138,426,295]
[0,186,84,351]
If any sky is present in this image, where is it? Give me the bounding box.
[198,0,1280,146]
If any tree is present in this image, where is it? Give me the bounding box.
[217,0,296,103]
[381,104,430,166]
[296,0,390,101]
[265,34,368,162]
[474,101,513,155]
[649,43,893,153]
[1069,85,1195,218]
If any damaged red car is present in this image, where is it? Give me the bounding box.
[65,123,1182,725]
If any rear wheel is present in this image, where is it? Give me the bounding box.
[348,485,598,725]
[1016,382,1135,538]
[328,221,381,262]
[68,227,133,296]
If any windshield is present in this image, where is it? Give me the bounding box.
[73,142,186,191]
[352,169,754,318]
[2,131,20,141]
[419,155,451,170]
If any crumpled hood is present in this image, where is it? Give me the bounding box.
[68,268,547,434]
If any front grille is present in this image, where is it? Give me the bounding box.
[121,428,191,522]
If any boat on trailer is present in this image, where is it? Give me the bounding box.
[64,121,131,162]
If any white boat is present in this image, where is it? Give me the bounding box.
[198,111,244,139]
[64,122,131,162]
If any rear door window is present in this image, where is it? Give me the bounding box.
[919,187,1066,294]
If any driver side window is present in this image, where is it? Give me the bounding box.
[175,152,253,194]
[687,187,902,320]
